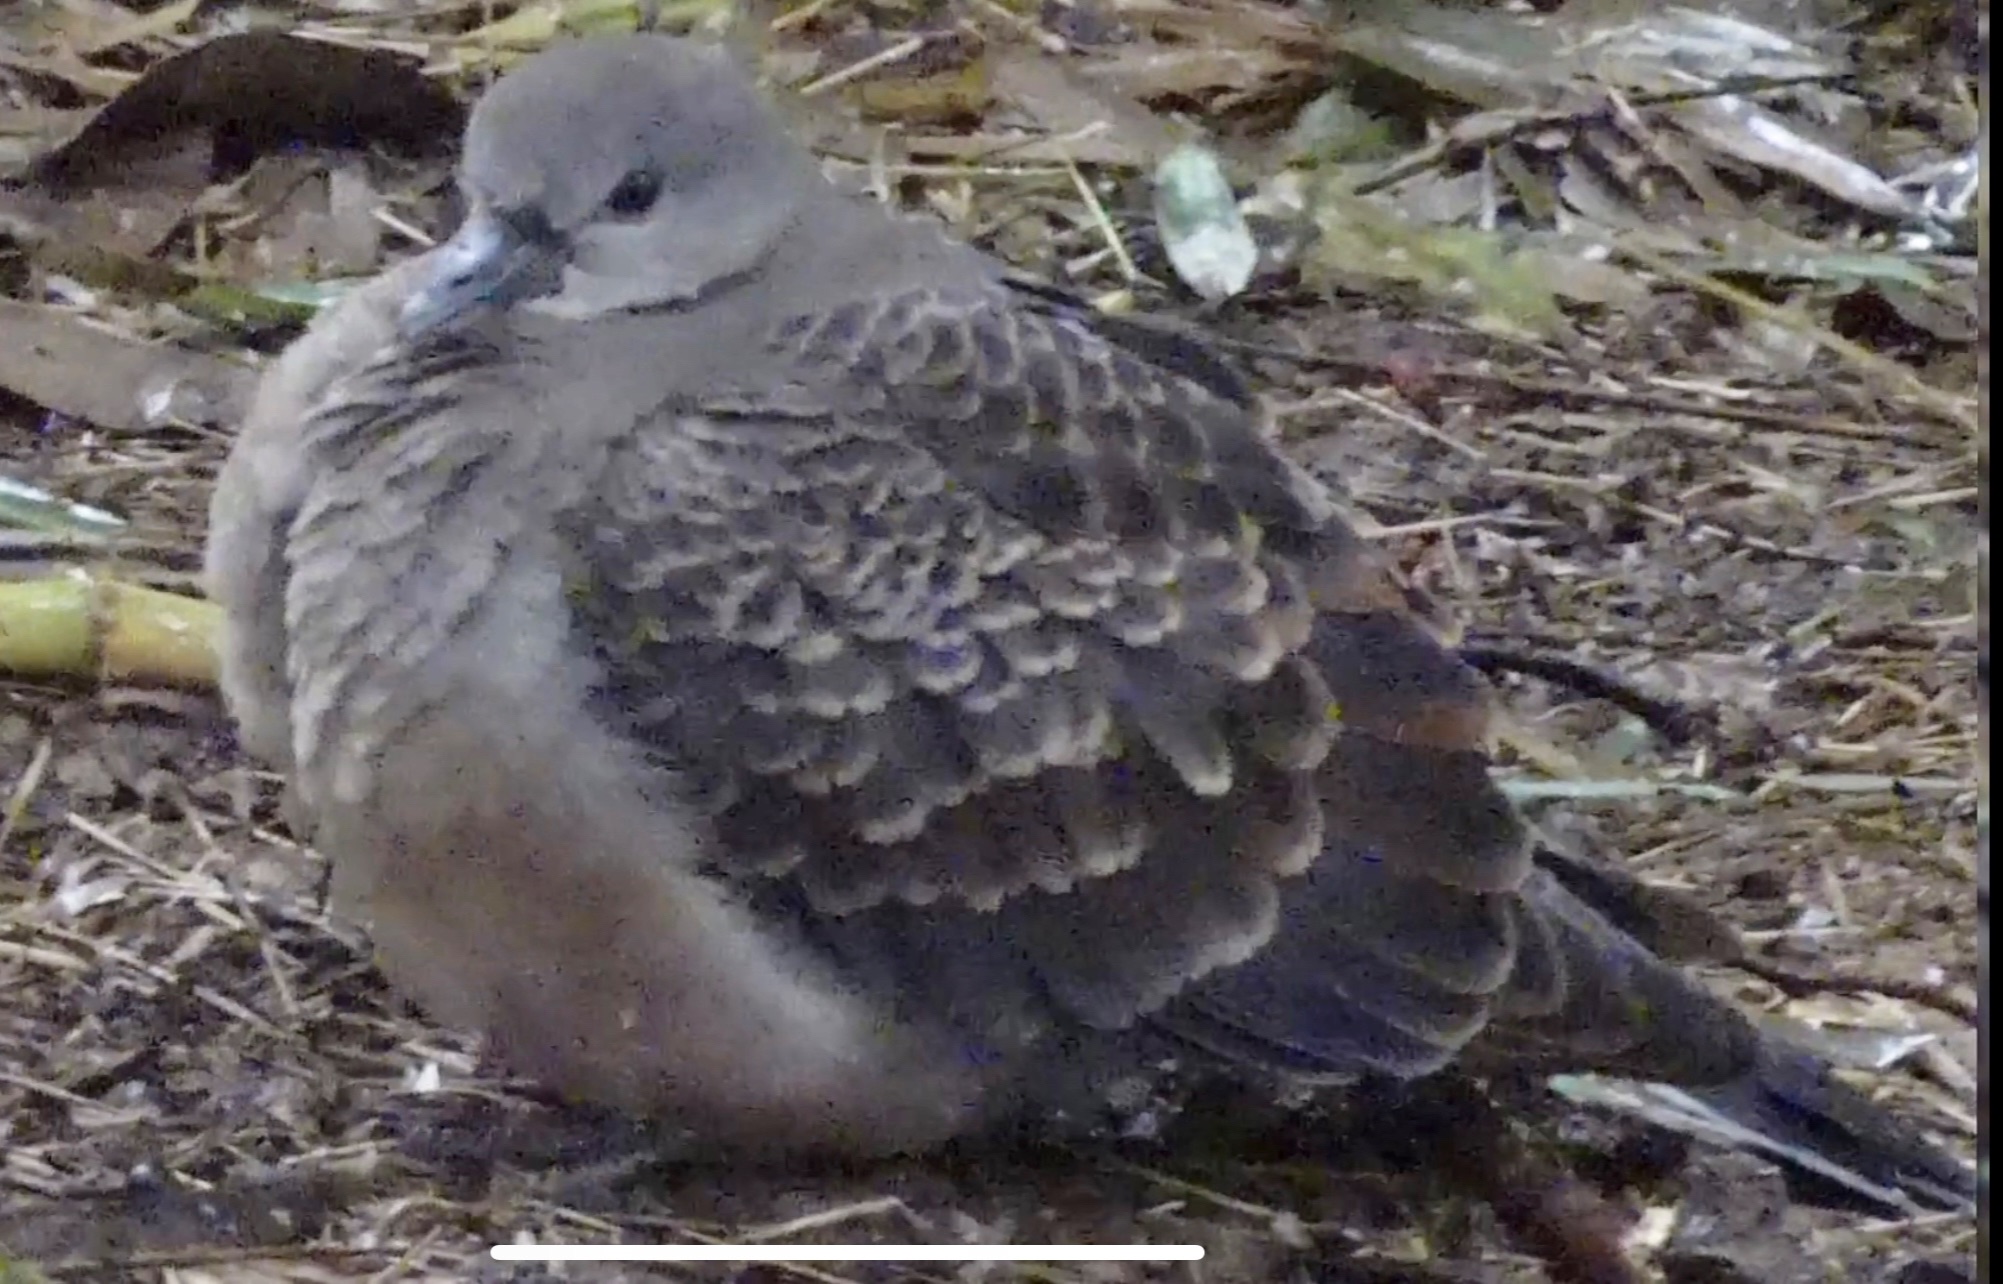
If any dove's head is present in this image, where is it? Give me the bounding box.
[401,36,824,337]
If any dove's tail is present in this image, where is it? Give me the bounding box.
[1094,523,1976,1216]
[1523,839,1977,1214]
[1671,1034,1980,1212]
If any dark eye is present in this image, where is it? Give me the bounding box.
[605,168,662,218]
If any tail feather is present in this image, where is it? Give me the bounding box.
[1551,1040,1977,1214]
[1524,845,1977,1215]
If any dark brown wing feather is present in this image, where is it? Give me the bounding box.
[567,285,1761,1088]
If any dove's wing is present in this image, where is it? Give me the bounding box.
[567,286,1762,1087]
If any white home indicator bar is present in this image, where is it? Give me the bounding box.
[491,1244,1205,1263]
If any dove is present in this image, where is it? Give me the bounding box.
[204,35,1974,1204]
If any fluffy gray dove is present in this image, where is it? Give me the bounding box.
[205,35,1970,1198]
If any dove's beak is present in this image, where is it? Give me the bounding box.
[399,209,559,340]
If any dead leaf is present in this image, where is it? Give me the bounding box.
[990,46,1181,166]
[27,31,461,193]
[195,154,387,286]
[0,32,456,303]
[0,135,214,261]
[1670,96,1918,222]
[0,299,255,433]
[67,0,206,57]
[1327,4,1564,110]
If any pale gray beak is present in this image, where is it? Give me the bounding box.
[398,210,559,340]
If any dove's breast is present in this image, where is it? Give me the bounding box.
[273,359,990,1156]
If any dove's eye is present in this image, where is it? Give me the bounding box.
[605,168,663,219]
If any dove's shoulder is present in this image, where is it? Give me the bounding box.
[660,279,1330,546]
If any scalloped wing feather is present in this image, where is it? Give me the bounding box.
[567,287,1757,1086]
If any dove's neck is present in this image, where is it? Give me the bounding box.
[506,169,1006,399]
[765,189,1006,303]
